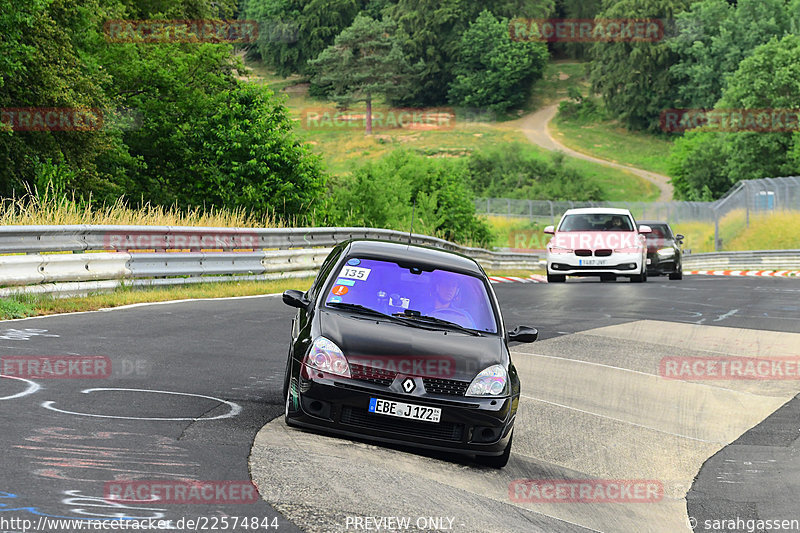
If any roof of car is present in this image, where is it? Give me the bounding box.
[637,220,671,226]
[343,239,483,275]
[562,207,633,216]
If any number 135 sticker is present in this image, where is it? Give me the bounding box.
[339,266,371,280]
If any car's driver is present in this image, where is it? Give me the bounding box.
[427,271,476,328]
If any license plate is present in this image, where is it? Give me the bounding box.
[368,398,441,423]
[579,259,607,266]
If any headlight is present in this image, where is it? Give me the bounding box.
[548,247,573,254]
[466,364,508,397]
[304,337,351,378]
[614,247,640,253]
[657,248,675,257]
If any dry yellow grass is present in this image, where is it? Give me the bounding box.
[673,210,800,253]
[0,191,281,228]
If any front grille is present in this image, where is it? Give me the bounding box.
[422,377,469,396]
[595,249,612,256]
[340,407,464,441]
[575,249,592,256]
[350,363,395,387]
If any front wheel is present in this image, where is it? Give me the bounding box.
[475,432,512,469]
[669,269,683,280]
[630,264,647,283]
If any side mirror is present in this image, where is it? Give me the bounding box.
[543,226,555,235]
[283,289,310,310]
[676,234,685,243]
[508,325,538,343]
[638,225,652,234]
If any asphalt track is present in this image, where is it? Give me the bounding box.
[1,276,799,533]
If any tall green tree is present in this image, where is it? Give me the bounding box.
[309,14,419,134]
[448,10,548,112]
[669,35,800,199]
[588,0,692,131]
[389,0,553,106]
[241,0,364,76]
[668,0,791,110]
[0,0,119,198]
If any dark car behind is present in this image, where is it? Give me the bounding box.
[638,221,683,279]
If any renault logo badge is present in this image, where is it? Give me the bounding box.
[402,378,416,393]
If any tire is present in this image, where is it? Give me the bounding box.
[284,363,297,425]
[547,273,566,283]
[630,261,647,283]
[669,269,683,280]
[475,432,512,469]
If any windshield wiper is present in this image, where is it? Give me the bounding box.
[391,311,484,336]
[326,302,437,330]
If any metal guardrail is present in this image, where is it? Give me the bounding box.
[0,225,542,297]
[682,250,800,271]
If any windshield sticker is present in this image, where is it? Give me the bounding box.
[335,278,356,286]
[347,258,361,266]
[339,266,371,281]
[328,295,343,303]
[332,285,349,296]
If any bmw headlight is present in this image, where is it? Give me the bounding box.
[304,337,351,378]
[466,364,508,397]
[657,248,675,258]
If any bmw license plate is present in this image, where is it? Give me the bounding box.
[369,398,441,423]
[579,259,607,266]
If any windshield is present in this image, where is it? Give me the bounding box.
[558,213,635,232]
[645,224,673,241]
[324,258,498,334]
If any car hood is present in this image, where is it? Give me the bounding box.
[319,310,505,382]
[550,231,644,250]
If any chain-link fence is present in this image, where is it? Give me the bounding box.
[477,176,800,251]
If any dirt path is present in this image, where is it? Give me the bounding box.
[518,104,674,201]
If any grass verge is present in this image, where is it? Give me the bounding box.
[0,278,314,321]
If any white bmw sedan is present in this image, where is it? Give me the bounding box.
[544,208,651,283]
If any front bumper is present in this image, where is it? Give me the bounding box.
[547,252,643,276]
[286,372,516,456]
[646,253,679,274]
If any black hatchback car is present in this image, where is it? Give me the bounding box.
[281,239,538,468]
[638,221,684,280]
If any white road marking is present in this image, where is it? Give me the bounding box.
[714,309,739,322]
[41,388,241,421]
[0,374,40,400]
